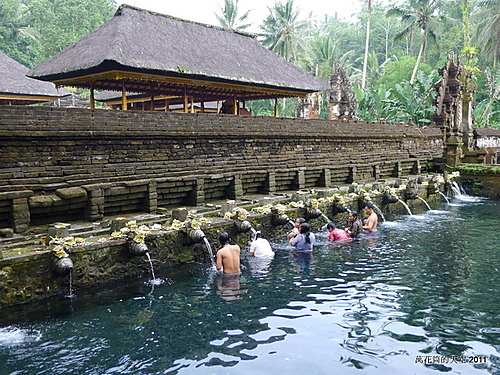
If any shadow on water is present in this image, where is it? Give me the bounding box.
[1,201,499,375]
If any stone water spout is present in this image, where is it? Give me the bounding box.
[52,256,73,276]
[234,220,253,233]
[188,229,216,268]
[127,239,149,256]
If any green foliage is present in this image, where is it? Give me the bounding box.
[259,0,308,63]
[24,0,116,63]
[356,70,437,126]
[376,56,434,90]
[214,0,252,30]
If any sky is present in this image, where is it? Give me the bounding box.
[125,0,363,33]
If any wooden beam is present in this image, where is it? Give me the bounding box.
[274,98,279,117]
[165,98,169,112]
[50,69,313,98]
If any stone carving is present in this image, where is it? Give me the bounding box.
[328,62,357,120]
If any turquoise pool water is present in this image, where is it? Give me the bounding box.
[1,198,499,374]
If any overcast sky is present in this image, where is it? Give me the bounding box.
[125,0,363,32]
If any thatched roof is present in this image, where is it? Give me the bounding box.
[27,4,328,103]
[0,51,69,105]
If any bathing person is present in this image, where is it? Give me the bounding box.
[248,231,274,257]
[216,232,241,274]
[288,217,306,239]
[363,203,378,232]
[345,211,363,238]
[290,222,315,253]
[327,222,352,242]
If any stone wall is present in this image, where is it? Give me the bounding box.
[0,106,444,231]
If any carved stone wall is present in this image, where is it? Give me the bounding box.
[0,106,443,231]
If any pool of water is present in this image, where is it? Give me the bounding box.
[1,198,499,374]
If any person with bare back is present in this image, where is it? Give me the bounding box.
[216,232,241,274]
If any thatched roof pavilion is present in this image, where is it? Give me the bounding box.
[0,51,69,105]
[27,4,328,113]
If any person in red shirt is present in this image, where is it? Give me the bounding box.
[327,222,352,242]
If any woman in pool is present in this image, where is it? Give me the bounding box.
[290,222,315,253]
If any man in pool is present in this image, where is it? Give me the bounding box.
[345,211,363,238]
[363,203,378,232]
[216,232,241,274]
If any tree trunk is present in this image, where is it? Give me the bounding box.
[361,0,372,89]
[410,28,427,84]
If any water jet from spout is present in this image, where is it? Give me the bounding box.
[438,191,450,204]
[396,198,413,216]
[416,196,431,210]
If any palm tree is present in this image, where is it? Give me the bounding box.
[386,0,444,83]
[259,0,307,63]
[474,0,500,68]
[214,0,251,31]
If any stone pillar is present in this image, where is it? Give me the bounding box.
[187,178,205,206]
[349,166,357,183]
[264,171,276,194]
[373,164,380,181]
[394,161,402,178]
[10,197,30,233]
[446,135,463,167]
[147,180,158,213]
[84,185,106,221]
[295,169,306,190]
[227,174,243,200]
[413,160,422,175]
[320,168,331,187]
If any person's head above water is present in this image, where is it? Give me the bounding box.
[365,203,374,212]
[326,222,336,230]
[219,232,230,245]
[348,211,358,220]
[299,222,311,233]
[295,217,306,227]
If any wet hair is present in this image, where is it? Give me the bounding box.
[326,222,336,230]
[300,222,312,243]
[296,217,306,225]
[365,203,374,210]
[251,230,261,241]
[219,232,230,245]
[349,211,358,219]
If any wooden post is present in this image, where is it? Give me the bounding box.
[190,96,194,113]
[274,98,279,117]
[165,99,169,112]
[121,80,127,111]
[200,90,205,113]
[232,94,238,115]
[150,87,155,111]
[183,86,188,113]
[90,86,95,109]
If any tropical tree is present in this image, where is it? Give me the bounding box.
[361,0,372,89]
[214,0,252,31]
[259,0,308,63]
[473,0,500,68]
[24,0,116,63]
[0,0,40,66]
[386,0,444,83]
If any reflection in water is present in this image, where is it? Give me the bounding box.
[0,201,499,375]
[217,273,243,301]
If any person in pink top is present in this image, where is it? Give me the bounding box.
[327,222,352,242]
